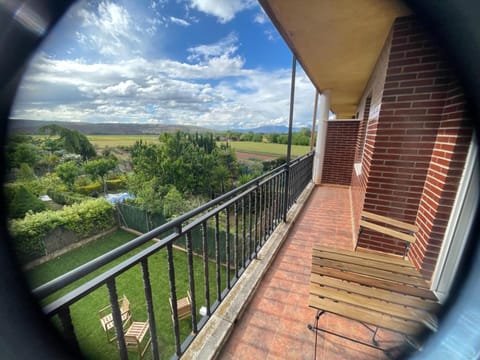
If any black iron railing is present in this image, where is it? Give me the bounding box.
[33,151,314,359]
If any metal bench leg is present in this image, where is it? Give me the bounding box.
[372,326,380,346]
[307,310,325,360]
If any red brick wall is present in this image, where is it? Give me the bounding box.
[351,31,392,235]
[355,97,371,163]
[410,81,471,278]
[321,120,359,186]
[354,16,473,280]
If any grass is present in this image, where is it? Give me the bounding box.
[26,229,227,360]
[222,141,310,157]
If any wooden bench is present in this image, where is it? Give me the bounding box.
[308,245,439,356]
[357,211,419,258]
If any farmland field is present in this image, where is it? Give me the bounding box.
[224,141,310,158]
[87,134,161,148]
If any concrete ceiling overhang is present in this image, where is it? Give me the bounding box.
[259,0,411,118]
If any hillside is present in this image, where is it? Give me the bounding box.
[8,119,211,135]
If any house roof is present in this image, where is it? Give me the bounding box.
[259,0,411,118]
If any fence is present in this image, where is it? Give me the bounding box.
[117,203,166,233]
[32,151,314,359]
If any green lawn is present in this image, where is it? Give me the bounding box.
[223,141,310,157]
[26,229,226,360]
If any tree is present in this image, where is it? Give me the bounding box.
[129,131,240,211]
[17,163,36,182]
[55,161,78,190]
[83,158,117,195]
[162,186,185,220]
[267,133,280,143]
[252,133,263,142]
[39,124,96,160]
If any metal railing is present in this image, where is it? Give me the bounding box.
[33,151,314,359]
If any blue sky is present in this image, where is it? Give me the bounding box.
[11,0,316,130]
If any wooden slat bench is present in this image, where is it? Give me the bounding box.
[357,211,419,258]
[308,245,439,356]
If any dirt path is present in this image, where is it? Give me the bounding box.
[235,151,277,161]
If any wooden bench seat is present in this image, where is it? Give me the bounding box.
[308,245,440,353]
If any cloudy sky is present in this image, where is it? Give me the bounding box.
[10,0,316,130]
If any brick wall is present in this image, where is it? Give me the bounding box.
[410,81,471,278]
[351,31,392,235]
[354,16,473,280]
[321,120,359,186]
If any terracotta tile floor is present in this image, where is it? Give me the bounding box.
[219,185,405,360]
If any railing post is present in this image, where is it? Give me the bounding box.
[140,259,160,360]
[166,243,181,357]
[186,231,198,333]
[284,54,296,221]
[57,306,81,354]
[226,206,231,289]
[214,214,221,303]
[201,221,211,316]
[106,279,128,360]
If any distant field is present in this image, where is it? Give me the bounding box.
[87,135,161,148]
[224,141,310,158]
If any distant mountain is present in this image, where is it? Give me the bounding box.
[8,119,211,135]
[232,125,301,134]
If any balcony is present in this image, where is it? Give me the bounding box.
[30,149,442,359]
[218,185,406,359]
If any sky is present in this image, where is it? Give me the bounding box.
[10,0,317,130]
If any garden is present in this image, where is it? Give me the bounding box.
[26,229,227,360]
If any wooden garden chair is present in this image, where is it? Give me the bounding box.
[99,294,133,342]
[124,321,152,359]
[170,291,192,321]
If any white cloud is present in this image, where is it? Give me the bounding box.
[12,50,315,129]
[76,2,142,57]
[254,12,267,24]
[170,16,190,26]
[101,80,140,96]
[187,33,239,62]
[189,0,256,23]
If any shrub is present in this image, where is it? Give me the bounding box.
[106,178,127,191]
[76,182,102,196]
[9,198,115,263]
[8,185,46,219]
[47,189,88,205]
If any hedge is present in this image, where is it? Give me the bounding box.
[76,182,102,196]
[75,177,127,195]
[9,198,115,263]
[47,189,88,205]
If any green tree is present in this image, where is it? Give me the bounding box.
[14,142,40,168]
[83,158,117,195]
[267,133,280,143]
[55,161,79,190]
[40,124,96,160]
[252,133,263,142]
[162,186,185,220]
[17,163,36,182]
[240,132,254,141]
